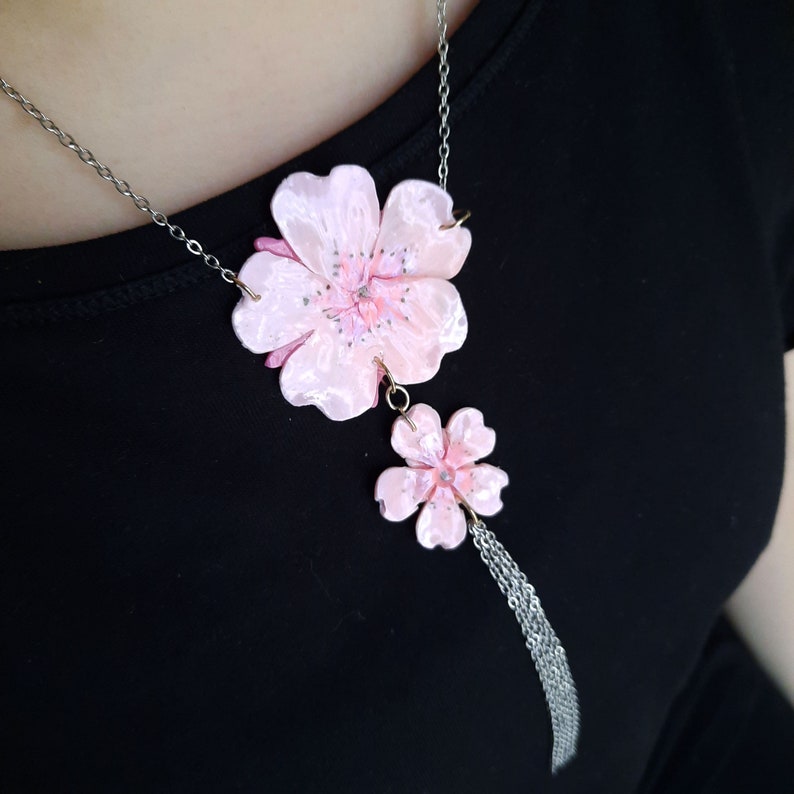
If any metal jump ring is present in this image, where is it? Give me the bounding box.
[230,275,261,302]
[385,383,411,413]
[374,357,417,431]
[439,208,471,230]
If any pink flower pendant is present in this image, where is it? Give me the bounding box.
[375,404,509,549]
[375,399,579,771]
[230,165,579,772]
[231,165,470,421]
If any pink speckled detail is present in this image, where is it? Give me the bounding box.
[375,404,509,550]
[232,165,471,421]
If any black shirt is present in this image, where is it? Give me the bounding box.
[2,1,794,791]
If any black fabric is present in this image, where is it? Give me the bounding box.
[640,619,794,794]
[2,1,794,791]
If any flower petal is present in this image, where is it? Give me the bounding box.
[444,407,496,468]
[232,251,327,354]
[370,277,467,385]
[271,165,380,282]
[374,466,434,522]
[391,404,445,467]
[264,331,313,369]
[374,180,472,280]
[253,236,299,260]
[453,463,509,516]
[278,325,379,421]
[415,486,467,550]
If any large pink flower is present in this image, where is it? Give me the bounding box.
[375,404,509,550]
[232,165,471,421]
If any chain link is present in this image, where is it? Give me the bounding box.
[436,0,451,191]
[469,520,580,773]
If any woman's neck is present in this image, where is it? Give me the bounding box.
[0,0,477,250]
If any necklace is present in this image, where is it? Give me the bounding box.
[1,0,579,773]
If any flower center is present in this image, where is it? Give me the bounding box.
[323,249,410,342]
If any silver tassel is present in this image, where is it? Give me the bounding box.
[468,520,580,773]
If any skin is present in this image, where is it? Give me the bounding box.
[725,349,794,707]
[1,1,792,707]
[0,0,477,248]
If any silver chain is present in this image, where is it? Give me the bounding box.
[469,520,580,773]
[0,4,453,293]
[0,77,244,291]
[436,0,451,191]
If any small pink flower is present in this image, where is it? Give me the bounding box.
[232,165,471,421]
[375,404,509,550]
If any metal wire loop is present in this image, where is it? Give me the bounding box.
[457,495,481,526]
[439,208,471,230]
[229,275,261,302]
[373,357,417,431]
[385,383,411,414]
